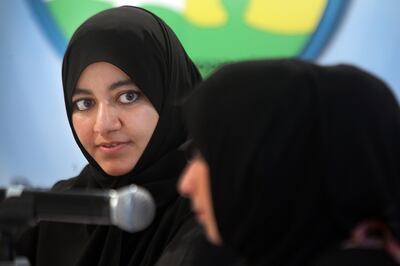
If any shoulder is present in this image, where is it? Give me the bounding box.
[51,178,78,191]
[51,164,92,191]
[155,216,245,266]
[312,248,399,266]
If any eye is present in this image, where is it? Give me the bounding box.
[119,91,140,104]
[73,99,95,111]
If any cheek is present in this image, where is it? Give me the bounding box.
[197,165,213,216]
[72,115,93,145]
[200,177,212,209]
[124,106,159,141]
[179,164,198,196]
[190,162,211,203]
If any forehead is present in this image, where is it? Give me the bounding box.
[75,62,131,90]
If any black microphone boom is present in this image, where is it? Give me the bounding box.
[0,185,155,233]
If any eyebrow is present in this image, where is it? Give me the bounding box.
[73,79,135,96]
[109,79,135,90]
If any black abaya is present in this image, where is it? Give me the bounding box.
[17,6,242,266]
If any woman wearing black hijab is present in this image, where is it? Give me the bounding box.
[17,6,241,266]
[179,59,400,265]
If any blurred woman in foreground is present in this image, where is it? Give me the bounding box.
[179,59,400,266]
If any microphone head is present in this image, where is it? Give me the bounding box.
[110,185,155,233]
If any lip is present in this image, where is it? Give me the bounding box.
[96,141,131,154]
[194,209,205,223]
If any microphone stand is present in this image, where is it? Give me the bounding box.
[0,195,35,266]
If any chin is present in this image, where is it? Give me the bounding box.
[105,169,130,176]
[206,233,221,246]
[206,226,223,246]
[101,162,137,176]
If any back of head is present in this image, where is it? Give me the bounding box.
[183,59,400,265]
[312,64,400,236]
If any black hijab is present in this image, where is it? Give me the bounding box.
[19,6,204,266]
[62,5,201,188]
[183,59,400,265]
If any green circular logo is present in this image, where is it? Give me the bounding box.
[28,0,349,75]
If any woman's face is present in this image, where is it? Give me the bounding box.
[178,155,222,245]
[72,62,159,176]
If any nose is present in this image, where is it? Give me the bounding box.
[93,102,122,134]
[178,163,196,198]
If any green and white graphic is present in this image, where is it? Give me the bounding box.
[28,0,349,75]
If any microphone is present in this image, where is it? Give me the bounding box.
[0,185,155,233]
